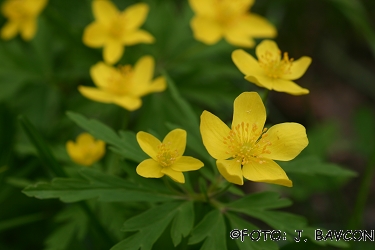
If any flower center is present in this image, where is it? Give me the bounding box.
[259,50,294,79]
[223,122,272,165]
[156,143,178,167]
[106,65,134,95]
[109,17,125,39]
[214,0,247,27]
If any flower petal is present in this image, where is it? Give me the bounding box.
[163,129,186,157]
[255,123,308,161]
[83,22,108,47]
[90,62,119,89]
[76,133,95,145]
[122,30,155,45]
[242,158,292,187]
[271,78,309,95]
[216,159,243,185]
[78,86,113,103]
[147,76,167,93]
[283,56,312,80]
[232,49,263,76]
[132,55,154,86]
[66,141,85,165]
[200,111,231,160]
[136,131,161,160]
[171,156,204,172]
[244,75,272,89]
[20,18,36,40]
[188,0,216,17]
[93,0,119,25]
[240,14,277,38]
[255,40,280,61]
[121,3,149,30]
[103,40,124,64]
[161,167,185,183]
[224,29,255,47]
[23,0,47,15]
[244,75,273,89]
[190,16,222,45]
[232,92,266,138]
[136,159,164,178]
[1,21,18,40]
[113,96,142,111]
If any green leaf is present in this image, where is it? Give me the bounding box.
[188,209,227,250]
[226,213,278,250]
[279,156,357,177]
[170,201,194,246]
[227,191,292,212]
[23,168,179,203]
[354,107,375,157]
[66,111,147,163]
[0,213,44,232]
[112,202,185,250]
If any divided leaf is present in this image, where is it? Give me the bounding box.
[170,201,194,246]
[188,209,226,250]
[112,202,192,250]
[23,168,179,203]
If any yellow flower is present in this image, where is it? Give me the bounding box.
[232,40,312,95]
[66,133,106,166]
[200,92,308,186]
[188,0,276,47]
[1,0,47,41]
[83,0,154,65]
[136,129,204,183]
[78,55,166,111]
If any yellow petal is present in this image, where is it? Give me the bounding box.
[188,0,216,17]
[232,92,266,138]
[255,123,308,161]
[20,18,36,41]
[163,129,186,157]
[113,96,142,111]
[232,49,263,76]
[147,76,167,93]
[92,140,106,162]
[132,55,154,86]
[255,40,280,61]
[122,30,154,45]
[83,22,108,47]
[1,21,19,40]
[171,156,204,172]
[282,56,312,80]
[224,29,255,47]
[90,62,119,89]
[161,167,185,183]
[76,133,96,145]
[78,86,113,103]
[244,75,273,89]
[240,14,277,38]
[92,0,119,25]
[136,131,161,160]
[121,3,149,30]
[216,159,243,185]
[136,159,164,178]
[271,78,309,95]
[103,41,124,65]
[23,0,47,15]
[190,16,222,45]
[200,111,231,160]
[242,158,292,187]
[66,141,85,165]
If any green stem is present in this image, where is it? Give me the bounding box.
[348,154,375,229]
[262,89,270,104]
[209,182,232,199]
